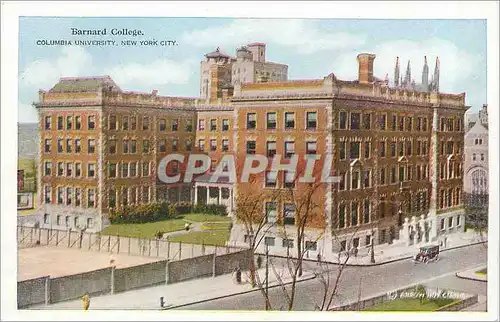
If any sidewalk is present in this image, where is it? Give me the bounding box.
[263,230,487,266]
[456,267,487,282]
[31,267,315,310]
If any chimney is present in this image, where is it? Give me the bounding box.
[482,104,488,112]
[152,89,158,96]
[357,53,376,84]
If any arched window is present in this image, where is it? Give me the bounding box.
[471,169,488,194]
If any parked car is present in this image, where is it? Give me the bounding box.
[413,245,440,264]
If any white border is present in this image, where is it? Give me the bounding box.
[2,1,499,321]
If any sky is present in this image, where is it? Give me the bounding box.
[18,17,487,123]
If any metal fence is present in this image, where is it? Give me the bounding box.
[17,226,243,261]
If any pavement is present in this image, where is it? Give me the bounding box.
[456,266,487,282]
[260,230,487,266]
[179,243,487,310]
[30,266,315,310]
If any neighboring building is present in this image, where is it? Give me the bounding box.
[465,104,488,131]
[35,76,197,231]
[18,123,38,210]
[464,104,488,196]
[200,43,288,102]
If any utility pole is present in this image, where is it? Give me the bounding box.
[265,244,269,310]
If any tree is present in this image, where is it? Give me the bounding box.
[414,284,427,304]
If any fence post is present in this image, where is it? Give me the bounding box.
[202,242,205,255]
[110,266,115,294]
[98,235,101,251]
[191,243,194,258]
[149,239,151,257]
[128,237,131,255]
[79,232,83,249]
[88,233,92,250]
[167,241,170,259]
[67,230,71,248]
[212,246,217,277]
[38,228,41,244]
[46,229,50,245]
[165,260,170,284]
[44,276,50,305]
[117,236,120,254]
[30,228,33,244]
[56,230,59,246]
[179,242,182,260]
[156,240,159,258]
[107,236,111,252]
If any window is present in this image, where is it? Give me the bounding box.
[350,142,360,159]
[284,141,295,159]
[142,187,150,203]
[210,139,217,151]
[264,112,277,129]
[339,111,347,129]
[447,118,454,131]
[472,153,476,161]
[406,140,412,156]
[143,140,150,153]
[339,204,346,228]
[108,189,116,208]
[45,116,51,130]
[88,164,95,177]
[172,139,178,151]
[448,216,453,228]
[88,189,95,208]
[267,141,277,158]
[350,202,359,226]
[159,139,166,153]
[66,116,73,130]
[44,214,50,224]
[399,116,405,131]
[130,162,137,177]
[398,142,404,157]
[66,187,73,205]
[44,186,51,204]
[56,215,61,226]
[222,119,229,131]
[121,163,129,177]
[399,166,405,182]
[130,140,137,154]
[130,116,137,130]
[447,141,454,154]
[306,141,317,155]
[109,115,117,130]
[340,142,346,160]
[185,139,192,151]
[264,237,275,247]
[417,141,422,155]
[109,140,116,154]
[363,170,371,188]
[416,118,422,131]
[122,116,129,130]
[44,162,51,176]
[221,139,229,152]
[265,202,277,223]
[305,241,317,251]
[306,112,317,129]
[379,141,386,157]
[159,119,167,131]
[391,115,397,131]
[390,167,396,183]
[351,171,360,190]
[88,115,95,130]
[407,165,413,181]
[75,163,81,177]
[456,216,461,226]
[66,163,73,176]
[44,139,52,153]
[364,142,371,159]
[481,153,485,161]
[379,114,387,130]
[172,119,178,131]
[57,139,63,153]
[57,187,63,204]
[363,113,371,129]
[407,117,413,131]
[380,168,386,185]
[422,118,428,131]
[440,163,445,180]
[440,118,446,131]
[265,171,277,188]
[87,218,94,228]
[123,140,129,154]
[142,162,150,177]
[284,204,296,225]
[282,239,294,249]
[198,119,205,131]
[185,120,193,132]
[285,112,295,129]
[198,139,205,152]
[340,240,347,252]
[210,119,217,131]
[247,113,256,129]
[339,172,346,190]
[142,116,149,130]
[57,162,64,176]
[390,141,397,157]
[88,139,95,153]
[74,217,79,228]
[284,171,295,188]
[363,200,370,224]
[350,112,360,130]
[109,163,117,178]
[57,116,63,130]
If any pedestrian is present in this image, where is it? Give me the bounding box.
[184,222,190,231]
[82,293,90,311]
[109,252,115,266]
[354,246,358,258]
[316,252,322,265]
[256,255,263,269]
[235,266,242,284]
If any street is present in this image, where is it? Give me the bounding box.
[178,244,487,310]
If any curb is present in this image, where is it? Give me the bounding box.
[258,240,487,267]
[161,274,317,310]
[455,272,487,283]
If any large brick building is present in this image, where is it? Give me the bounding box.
[33,46,468,257]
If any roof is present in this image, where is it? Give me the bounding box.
[49,76,121,93]
[194,173,234,184]
[205,47,231,59]
[247,42,266,47]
